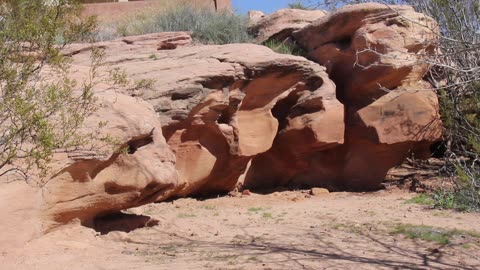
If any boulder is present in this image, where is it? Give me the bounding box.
[140,45,343,195]
[249,8,328,43]
[120,32,192,50]
[0,180,43,248]
[293,3,438,107]
[67,39,344,195]
[310,188,329,196]
[41,91,179,227]
[293,3,442,189]
[248,10,265,25]
[0,85,179,237]
[243,85,345,190]
[63,32,192,57]
[0,3,447,242]
[67,12,441,192]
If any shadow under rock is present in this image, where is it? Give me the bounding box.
[92,212,159,235]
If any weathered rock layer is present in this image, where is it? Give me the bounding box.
[0,3,444,231]
[105,43,344,195]
[247,3,443,189]
[292,3,442,188]
[42,91,179,226]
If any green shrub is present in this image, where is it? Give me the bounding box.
[114,6,252,45]
[0,0,99,180]
[392,223,480,245]
[392,224,451,245]
[248,207,264,212]
[93,23,119,42]
[405,193,435,206]
[433,181,480,212]
[263,40,306,56]
[288,1,313,10]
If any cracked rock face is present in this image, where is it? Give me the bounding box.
[293,3,438,107]
[97,43,344,195]
[293,3,442,188]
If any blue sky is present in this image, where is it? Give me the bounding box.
[232,0,295,14]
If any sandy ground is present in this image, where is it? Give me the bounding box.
[2,188,479,270]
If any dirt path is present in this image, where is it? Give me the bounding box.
[3,188,480,269]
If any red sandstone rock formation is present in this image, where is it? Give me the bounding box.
[292,3,442,188]
[125,44,344,196]
[42,91,179,226]
[0,3,444,231]
[0,80,180,235]
[60,32,345,199]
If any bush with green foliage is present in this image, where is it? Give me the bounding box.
[288,1,313,10]
[263,40,306,56]
[404,0,480,211]
[392,223,480,245]
[115,6,252,45]
[0,0,99,180]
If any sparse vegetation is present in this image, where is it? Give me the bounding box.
[288,1,313,10]
[177,213,197,218]
[132,79,156,91]
[392,224,451,244]
[405,194,435,206]
[331,222,365,234]
[108,6,252,45]
[248,207,265,213]
[391,224,480,245]
[262,212,273,218]
[432,189,479,211]
[263,40,306,56]
[109,68,129,87]
[413,0,480,212]
[0,0,100,179]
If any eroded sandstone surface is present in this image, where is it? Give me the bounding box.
[72,41,344,196]
[0,78,179,243]
[293,3,442,188]
[42,91,179,227]
[0,3,443,234]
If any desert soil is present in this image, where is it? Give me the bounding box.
[2,187,479,270]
